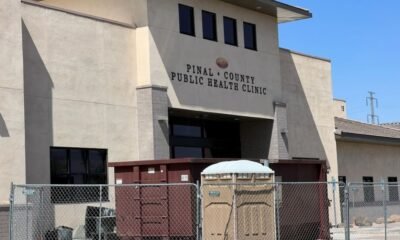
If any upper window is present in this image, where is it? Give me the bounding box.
[179,4,195,36]
[202,10,217,41]
[224,17,237,46]
[173,124,202,138]
[243,22,257,50]
[50,147,108,203]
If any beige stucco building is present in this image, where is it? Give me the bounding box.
[0,0,339,236]
[334,99,400,186]
[335,112,400,221]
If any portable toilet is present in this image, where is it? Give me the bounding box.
[201,160,276,240]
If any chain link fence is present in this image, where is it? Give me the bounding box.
[9,183,200,240]
[344,183,400,240]
[7,182,400,240]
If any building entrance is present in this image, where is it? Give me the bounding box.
[169,110,241,158]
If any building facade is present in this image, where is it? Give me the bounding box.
[336,117,400,184]
[0,0,337,208]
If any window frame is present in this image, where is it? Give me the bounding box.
[202,10,217,41]
[223,16,238,46]
[179,4,195,36]
[243,22,257,51]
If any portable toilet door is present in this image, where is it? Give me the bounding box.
[201,160,276,240]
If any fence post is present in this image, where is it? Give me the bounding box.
[233,184,237,240]
[39,187,43,240]
[382,180,387,240]
[98,185,103,240]
[275,182,280,240]
[344,183,350,240]
[25,186,29,240]
[196,181,200,240]
[332,178,337,226]
[8,183,14,240]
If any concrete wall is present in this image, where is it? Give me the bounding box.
[333,99,347,119]
[0,0,26,204]
[21,4,138,184]
[280,49,338,177]
[145,0,281,119]
[337,141,400,183]
[24,0,148,27]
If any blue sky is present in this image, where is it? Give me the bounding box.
[278,1,400,123]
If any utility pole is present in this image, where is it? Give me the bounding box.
[366,91,379,124]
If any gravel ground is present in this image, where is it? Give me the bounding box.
[331,222,400,239]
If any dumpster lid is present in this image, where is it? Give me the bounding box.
[201,160,274,175]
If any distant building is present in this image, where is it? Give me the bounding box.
[336,117,400,183]
[335,100,400,185]
[333,99,347,119]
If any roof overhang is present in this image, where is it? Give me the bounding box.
[336,132,400,146]
[221,0,312,23]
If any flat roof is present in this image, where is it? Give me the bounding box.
[221,0,312,23]
[280,48,331,62]
[335,117,400,145]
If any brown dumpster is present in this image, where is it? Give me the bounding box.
[108,159,221,240]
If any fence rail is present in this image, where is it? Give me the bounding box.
[6,182,400,240]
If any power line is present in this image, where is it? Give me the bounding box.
[366,91,379,124]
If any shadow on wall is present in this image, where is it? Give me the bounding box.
[22,19,55,235]
[280,50,330,169]
[0,114,10,137]
[22,20,54,184]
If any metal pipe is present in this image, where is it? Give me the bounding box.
[98,186,103,240]
[345,183,350,240]
[332,179,337,226]
[383,180,387,240]
[276,182,281,240]
[196,181,200,240]
[9,183,14,240]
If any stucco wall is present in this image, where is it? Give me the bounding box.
[0,0,26,203]
[144,0,281,118]
[21,4,138,184]
[280,49,337,177]
[337,141,400,183]
[333,99,347,119]
[25,0,148,27]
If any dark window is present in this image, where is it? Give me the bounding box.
[170,116,241,158]
[338,176,346,204]
[174,147,203,158]
[50,147,108,203]
[179,4,195,36]
[338,176,347,223]
[363,177,375,202]
[388,177,399,202]
[224,17,237,46]
[243,22,257,50]
[202,11,217,41]
[173,124,202,138]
